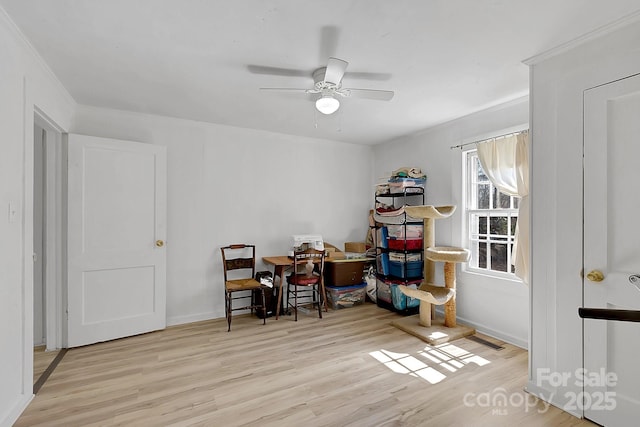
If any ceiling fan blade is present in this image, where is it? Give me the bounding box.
[344,71,392,81]
[342,88,395,101]
[259,87,321,95]
[248,65,309,77]
[324,57,348,85]
[319,26,340,64]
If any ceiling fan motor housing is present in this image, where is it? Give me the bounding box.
[312,67,351,99]
[313,67,340,88]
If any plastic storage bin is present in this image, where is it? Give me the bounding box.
[387,238,423,250]
[325,283,367,309]
[376,278,392,303]
[387,224,423,239]
[389,260,422,278]
[391,283,420,310]
[388,177,426,193]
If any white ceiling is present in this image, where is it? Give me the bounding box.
[3,1,640,145]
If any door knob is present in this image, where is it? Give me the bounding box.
[156,240,164,247]
[586,270,604,282]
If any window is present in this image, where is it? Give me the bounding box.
[465,149,519,277]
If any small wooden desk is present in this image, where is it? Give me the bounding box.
[262,256,294,320]
[262,255,328,320]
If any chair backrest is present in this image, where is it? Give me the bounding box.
[292,247,325,278]
[221,244,256,282]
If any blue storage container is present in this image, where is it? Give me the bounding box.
[391,284,420,310]
[389,260,422,278]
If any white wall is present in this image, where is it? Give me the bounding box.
[373,97,530,348]
[526,17,640,415]
[0,8,75,427]
[72,106,374,325]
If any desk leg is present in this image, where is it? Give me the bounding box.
[274,266,286,320]
[320,278,328,312]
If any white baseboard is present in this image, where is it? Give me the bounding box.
[525,381,583,419]
[434,308,529,349]
[1,393,33,427]
[166,311,223,327]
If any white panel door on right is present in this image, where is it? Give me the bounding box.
[584,73,640,426]
[66,134,167,348]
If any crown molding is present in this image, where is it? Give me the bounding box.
[523,10,640,66]
[0,5,76,106]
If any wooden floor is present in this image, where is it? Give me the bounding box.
[33,346,60,384]
[19,303,597,427]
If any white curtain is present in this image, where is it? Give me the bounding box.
[476,131,529,284]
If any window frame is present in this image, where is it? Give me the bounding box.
[462,148,520,280]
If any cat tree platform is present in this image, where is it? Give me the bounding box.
[391,316,476,346]
[390,206,475,345]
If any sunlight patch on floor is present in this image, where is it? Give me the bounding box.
[369,343,491,384]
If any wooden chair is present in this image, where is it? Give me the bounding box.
[286,247,326,321]
[220,244,267,331]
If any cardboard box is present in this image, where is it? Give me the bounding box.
[324,242,346,261]
[325,249,346,260]
[344,241,367,253]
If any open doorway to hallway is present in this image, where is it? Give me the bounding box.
[32,111,65,389]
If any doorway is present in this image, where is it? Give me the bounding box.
[32,110,64,358]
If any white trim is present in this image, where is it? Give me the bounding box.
[0,6,75,107]
[463,149,521,279]
[387,96,530,145]
[34,106,65,133]
[166,311,223,327]
[527,64,534,387]
[0,393,33,427]
[433,308,528,349]
[523,10,640,66]
[21,75,34,401]
[34,111,65,351]
[525,381,583,419]
[463,267,521,283]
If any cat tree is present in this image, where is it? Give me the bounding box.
[391,205,475,345]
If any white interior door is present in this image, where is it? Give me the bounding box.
[67,134,167,348]
[584,73,640,426]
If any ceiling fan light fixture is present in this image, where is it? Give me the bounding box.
[315,95,340,115]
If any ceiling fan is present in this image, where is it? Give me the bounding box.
[256,57,394,115]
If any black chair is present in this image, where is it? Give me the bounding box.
[286,247,326,321]
[220,244,267,331]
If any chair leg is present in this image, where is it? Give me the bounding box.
[294,284,298,321]
[285,281,290,316]
[226,291,232,332]
[316,285,322,319]
[260,288,266,325]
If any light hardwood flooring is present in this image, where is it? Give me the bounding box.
[33,346,60,384]
[18,303,597,427]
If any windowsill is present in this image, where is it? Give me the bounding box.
[462,267,523,285]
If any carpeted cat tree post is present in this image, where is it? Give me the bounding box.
[391,205,475,345]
